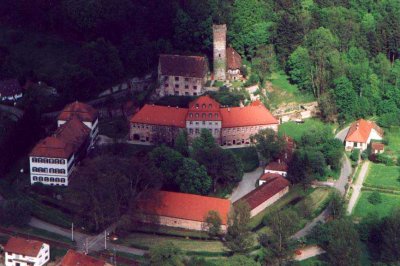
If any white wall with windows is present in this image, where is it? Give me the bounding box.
[29,156,74,186]
[5,243,50,266]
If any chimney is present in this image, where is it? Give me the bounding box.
[356,122,359,129]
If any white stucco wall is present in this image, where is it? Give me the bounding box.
[5,243,49,266]
[250,186,289,217]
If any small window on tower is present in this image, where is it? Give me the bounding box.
[219,54,221,58]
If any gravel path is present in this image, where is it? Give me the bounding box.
[230,167,263,202]
[347,161,370,214]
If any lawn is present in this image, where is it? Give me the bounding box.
[18,226,74,245]
[364,163,400,190]
[230,147,259,172]
[278,119,334,142]
[352,191,400,219]
[385,126,400,158]
[268,72,314,106]
[99,116,129,139]
[294,255,328,266]
[115,232,226,254]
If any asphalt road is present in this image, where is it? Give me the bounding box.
[230,167,264,202]
[347,161,370,214]
[292,128,352,239]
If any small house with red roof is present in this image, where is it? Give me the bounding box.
[158,54,208,97]
[58,250,112,266]
[345,119,383,151]
[4,237,49,266]
[136,191,231,232]
[236,175,290,217]
[258,172,284,186]
[29,102,97,186]
[57,101,99,146]
[226,47,242,80]
[371,142,385,155]
[129,95,279,146]
[264,161,288,177]
[0,79,23,102]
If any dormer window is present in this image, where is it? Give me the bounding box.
[209,113,212,118]
[215,113,219,118]
[195,113,199,118]
[209,104,212,109]
[202,113,206,118]
[195,104,199,108]
[202,104,206,109]
[189,113,193,118]
[175,77,179,81]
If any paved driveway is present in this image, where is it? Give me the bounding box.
[230,167,263,202]
[335,126,349,142]
[347,161,370,214]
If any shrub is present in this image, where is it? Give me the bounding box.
[368,191,382,205]
[361,151,368,160]
[350,149,360,162]
[375,153,395,166]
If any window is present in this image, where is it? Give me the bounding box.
[193,86,197,90]
[175,76,179,81]
[55,178,60,182]
[202,113,206,118]
[189,129,193,134]
[33,176,38,181]
[185,92,189,95]
[185,78,189,82]
[189,121,193,125]
[195,122,199,125]
[165,83,169,87]
[189,113,193,118]
[219,53,221,58]
[215,113,219,118]
[44,177,49,182]
[50,177,54,182]
[202,104,206,109]
[195,113,199,118]
[175,84,179,88]
[185,85,189,89]
[39,176,43,181]
[195,129,199,134]
[195,104,199,108]
[193,92,197,96]
[32,167,38,172]
[174,91,179,95]
[202,121,205,125]
[209,113,212,118]
[61,178,66,183]
[209,104,212,108]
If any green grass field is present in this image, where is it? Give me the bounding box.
[230,147,259,172]
[364,164,400,190]
[353,191,400,219]
[278,119,334,142]
[268,72,314,106]
[116,232,226,253]
[385,126,400,157]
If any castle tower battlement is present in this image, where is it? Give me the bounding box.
[213,24,227,81]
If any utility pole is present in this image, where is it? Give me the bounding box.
[104,230,107,250]
[71,223,74,241]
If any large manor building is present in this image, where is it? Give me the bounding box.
[29,102,98,186]
[129,95,279,146]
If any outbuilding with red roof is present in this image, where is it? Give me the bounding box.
[136,190,231,232]
[236,175,290,217]
[58,250,111,266]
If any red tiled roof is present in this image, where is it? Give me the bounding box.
[237,176,289,209]
[0,79,22,97]
[265,161,288,172]
[59,250,106,266]
[220,104,278,128]
[138,191,231,225]
[259,172,284,181]
[159,54,208,78]
[30,136,74,158]
[55,117,91,151]
[187,95,222,121]
[4,237,45,257]
[345,119,383,143]
[226,47,242,70]
[58,101,98,123]
[130,105,187,128]
[250,100,263,106]
[371,142,384,151]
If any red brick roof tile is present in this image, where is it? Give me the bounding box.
[55,117,91,151]
[265,161,288,172]
[4,237,45,257]
[138,191,231,225]
[30,136,74,158]
[187,95,222,121]
[220,104,278,128]
[259,172,284,181]
[159,54,208,78]
[345,119,383,143]
[59,250,106,266]
[58,101,98,123]
[130,105,187,128]
[226,47,242,70]
[371,142,384,151]
[237,176,289,209]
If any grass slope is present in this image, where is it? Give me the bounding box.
[353,191,400,219]
[364,164,400,190]
[278,119,333,142]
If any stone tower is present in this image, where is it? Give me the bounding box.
[213,24,227,81]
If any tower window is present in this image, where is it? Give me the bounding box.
[219,54,221,58]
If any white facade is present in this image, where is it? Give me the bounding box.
[1,93,23,102]
[345,128,383,151]
[159,75,205,97]
[30,155,74,186]
[186,120,222,140]
[5,243,50,266]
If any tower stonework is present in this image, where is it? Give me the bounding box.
[213,24,227,81]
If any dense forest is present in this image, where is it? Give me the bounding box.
[1,0,400,121]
